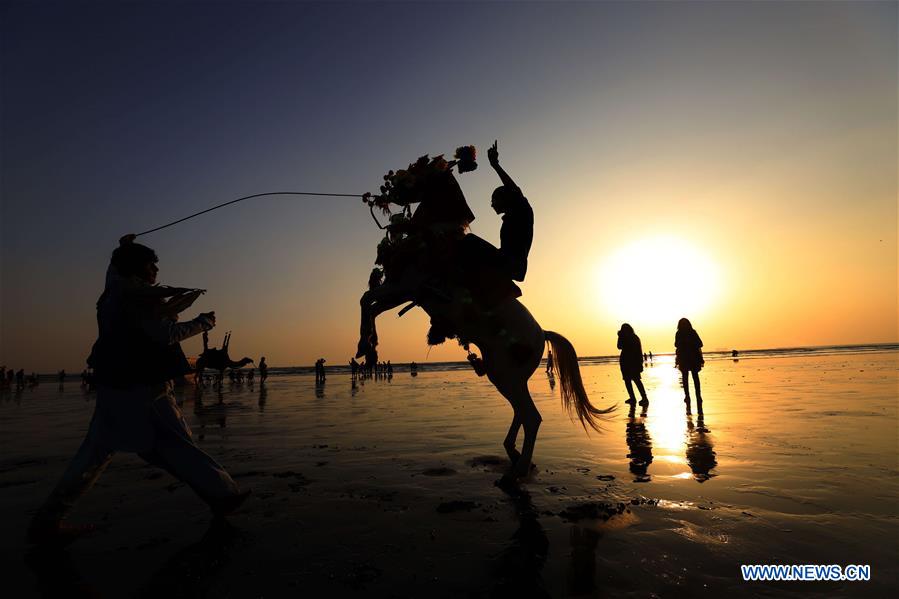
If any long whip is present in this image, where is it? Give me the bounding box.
[135,191,367,236]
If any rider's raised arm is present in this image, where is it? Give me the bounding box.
[488,140,520,193]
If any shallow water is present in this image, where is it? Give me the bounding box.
[1,350,897,597]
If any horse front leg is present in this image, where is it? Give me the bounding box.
[357,285,411,359]
[357,289,376,359]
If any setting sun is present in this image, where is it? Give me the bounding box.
[598,236,721,326]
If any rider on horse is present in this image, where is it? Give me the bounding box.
[487,140,533,284]
[358,143,534,375]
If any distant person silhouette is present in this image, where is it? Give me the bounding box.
[618,324,648,406]
[648,351,653,364]
[314,358,326,384]
[29,234,248,545]
[545,349,554,374]
[488,140,533,283]
[258,356,268,383]
[675,317,704,411]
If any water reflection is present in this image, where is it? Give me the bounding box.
[258,383,267,412]
[490,483,550,597]
[625,405,653,483]
[566,525,600,594]
[192,391,228,440]
[642,359,688,457]
[685,414,717,482]
[640,359,719,481]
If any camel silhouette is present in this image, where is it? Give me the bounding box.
[196,331,253,383]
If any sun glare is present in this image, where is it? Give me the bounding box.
[598,236,720,326]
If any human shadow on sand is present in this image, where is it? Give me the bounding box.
[25,544,98,598]
[24,519,243,598]
[137,518,244,598]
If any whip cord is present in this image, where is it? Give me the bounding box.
[135,191,367,236]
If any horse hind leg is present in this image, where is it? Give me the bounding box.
[503,413,522,465]
[516,392,542,479]
[494,379,541,479]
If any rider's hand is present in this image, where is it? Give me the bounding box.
[119,233,137,246]
[488,140,499,168]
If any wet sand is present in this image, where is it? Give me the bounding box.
[1,349,897,597]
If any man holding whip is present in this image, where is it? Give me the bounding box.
[30,234,249,544]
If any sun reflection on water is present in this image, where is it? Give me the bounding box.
[642,361,690,469]
[621,357,718,483]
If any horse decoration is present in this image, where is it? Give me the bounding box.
[357,146,615,479]
[196,331,253,383]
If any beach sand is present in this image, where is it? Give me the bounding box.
[1,349,896,597]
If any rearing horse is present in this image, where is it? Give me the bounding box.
[357,153,614,479]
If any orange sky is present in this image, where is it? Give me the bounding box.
[1,2,896,371]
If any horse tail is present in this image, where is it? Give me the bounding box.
[545,330,616,432]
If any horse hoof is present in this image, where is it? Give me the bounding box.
[505,449,522,464]
[510,462,534,480]
[496,473,520,490]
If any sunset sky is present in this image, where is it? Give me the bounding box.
[1,1,896,372]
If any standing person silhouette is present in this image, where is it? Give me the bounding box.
[545,350,554,374]
[29,235,248,544]
[675,318,704,411]
[617,324,649,406]
[258,356,268,383]
[488,140,533,283]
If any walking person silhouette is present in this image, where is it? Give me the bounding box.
[675,318,704,412]
[29,234,249,545]
[258,356,268,383]
[617,324,649,407]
